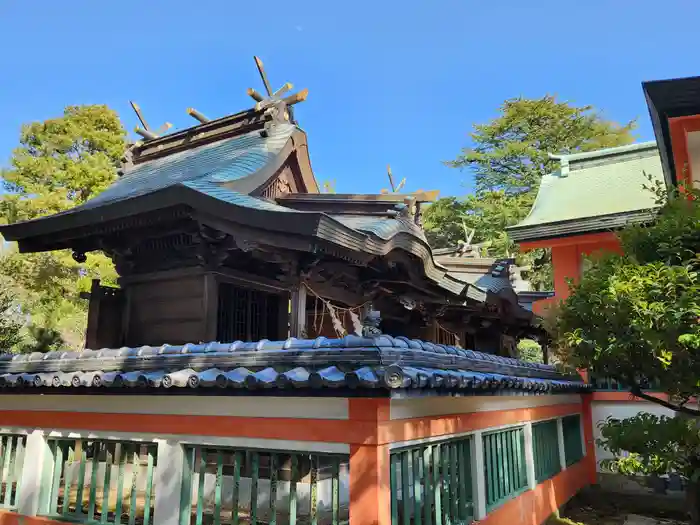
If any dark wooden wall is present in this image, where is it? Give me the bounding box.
[124,272,210,346]
[111,269,290,347]
[85,280,124,349]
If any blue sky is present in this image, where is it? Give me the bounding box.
[1,0,699,198]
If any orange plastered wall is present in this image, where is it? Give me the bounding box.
[478,461,588,525]
[0,395,591,525]
[522,232,622,302]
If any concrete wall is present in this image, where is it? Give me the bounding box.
[591,400,676,471]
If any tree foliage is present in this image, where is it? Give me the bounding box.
[451,95,636,196]
[597,412,700,523]
[0,105,126,350]
[0,285,22,350]
[1,105,125,222]
[558,187,700,414]
[558,187,700,521]
[517,338,543,363]
[423,96,636,289]
[598,413,700,479]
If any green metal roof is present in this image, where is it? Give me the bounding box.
[508,142,663,242]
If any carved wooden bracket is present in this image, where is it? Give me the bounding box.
[194,225,235,268]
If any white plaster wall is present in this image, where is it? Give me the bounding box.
[390,394,581,420]
[591,401,676,471]
[0,395,349,420]
[686,130,700,188]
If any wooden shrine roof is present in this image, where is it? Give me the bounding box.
[0,98,540,317]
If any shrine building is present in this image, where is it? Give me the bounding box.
[0,58,591,525]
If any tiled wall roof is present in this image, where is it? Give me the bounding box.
[0,336,588,395]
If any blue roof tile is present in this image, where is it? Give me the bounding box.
[0,335,589,396]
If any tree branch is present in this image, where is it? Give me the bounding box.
[630,386,700,417]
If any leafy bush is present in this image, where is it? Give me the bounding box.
[21,324,64,354]
[558,186,700,410]
[558,185,700,522]
[517,338,543,363]
[598,413,700,479]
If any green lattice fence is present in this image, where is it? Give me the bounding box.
[0,434,26,510]
[482,427,527,511]
[562,415,584,466]
[179,446,349,525]
[40,439,157,525]
[531,420,560,483]
[390,438,473,525]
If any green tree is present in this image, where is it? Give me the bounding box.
[0,105,126,350]
[453,95,636,196]
[517,338,543,363]
[0,285,22,351]
[558,187,700,412]
[423,96,636,288]
[557,186,700,521]
[597,413,700,522]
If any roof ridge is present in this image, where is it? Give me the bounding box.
[549,141,658,165]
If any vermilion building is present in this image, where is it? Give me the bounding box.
[508,75,700,480]
[507,141,664,311]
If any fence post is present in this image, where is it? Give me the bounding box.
[349,444,391,525]
[16,430,47,516]
[523,422,537,490]
[557,418,567,471]
[582,395,598,484]
[153,439,184,525]
[470,431,487,520]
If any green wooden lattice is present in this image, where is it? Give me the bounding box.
[41,439,158,525]
[390,437,473,525]
[0,434,26,510]
[562,415,584,466]
[532,420,560,483]
[179,446,348,525]
[483,427,527,512]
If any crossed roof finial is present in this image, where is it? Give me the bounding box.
[247,56,309,115]
[129,101,172,140]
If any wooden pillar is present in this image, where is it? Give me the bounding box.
[17,430,47,516]
[203,273,219,342]
[470,430,487,520]
[277,291,291,339]
[121,286,132,347]
[349,444,391,525]
[551,245,581,300]
[421,319,437,342]
[523,423,537,491]
[557,417,567,472]
[85,279,102,349]
[581,394,598,485]
[348,399,391,525]
[290,283,307,338]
